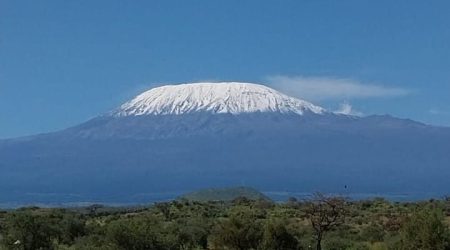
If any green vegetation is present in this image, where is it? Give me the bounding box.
[1,195,450,250]
[178,186,271,202]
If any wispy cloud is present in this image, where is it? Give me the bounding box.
[429,108,450,116]
[266,75,411,101]
[334,102,363,116]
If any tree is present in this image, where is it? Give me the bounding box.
[210,207,263,250]
[304,193,348,250]
[1,211,58,250]
[106,215,167,250]
[155,202,172,221]
[261,219,300,250]
[174,219,209,250]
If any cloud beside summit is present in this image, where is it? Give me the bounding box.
[266,76,411,102]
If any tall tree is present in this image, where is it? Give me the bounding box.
[304,193,348,250]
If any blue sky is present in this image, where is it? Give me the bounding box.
[1,0,450,138]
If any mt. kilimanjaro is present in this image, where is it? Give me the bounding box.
[1,82,450,205]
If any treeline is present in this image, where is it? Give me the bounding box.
[1,194,450,250]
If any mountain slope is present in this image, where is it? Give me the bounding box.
[1,82,450,205]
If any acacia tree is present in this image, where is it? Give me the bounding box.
[304,193,348,250]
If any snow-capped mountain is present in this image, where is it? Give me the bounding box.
[112,82,325,116]
[1,82,450,205]
[69,82,330,139]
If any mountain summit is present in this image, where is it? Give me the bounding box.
[112,82,325,117]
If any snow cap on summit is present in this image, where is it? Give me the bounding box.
[112,82,325,116]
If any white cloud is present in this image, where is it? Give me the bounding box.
[334,102,363,116]
[266,75,411,101]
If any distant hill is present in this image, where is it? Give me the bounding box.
[179,187,271,202]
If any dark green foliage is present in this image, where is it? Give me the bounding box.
[1,211,58,250]
[106,215,167,250]
[0,208,87,250]
[261,219,301,250]
[155,202,172,221]
[0,197,449,250]
[360,222,385,243]
[210,207,264,250]
[397,207,450,250]
[323,237,358,250]
[173,221,209,249]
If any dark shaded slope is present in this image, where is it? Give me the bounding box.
[1,113,449,204]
